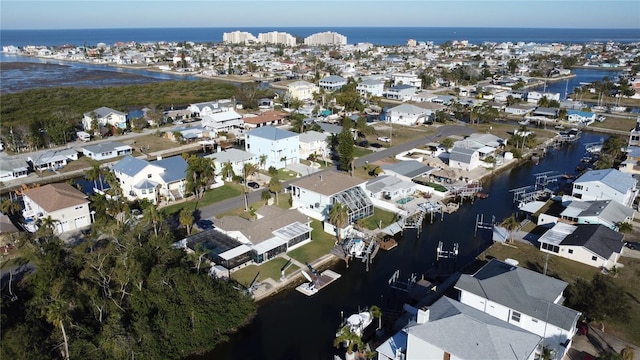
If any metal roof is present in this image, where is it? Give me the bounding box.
[246,126,298,141]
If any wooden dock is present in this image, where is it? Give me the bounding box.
[295,269,342,296]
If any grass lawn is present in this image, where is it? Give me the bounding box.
[425,182,448,192]
[287,220,337,265]
[231,257,299,285]
[261,168,299,181]
[360,207,397,231]
[480,242,640,345]
[589,117,636,132]
[353,147,373,158]
[218,192,292,218]
[128,134,180,153]
[160,184,242,216]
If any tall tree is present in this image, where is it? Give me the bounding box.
[268,177,283,205]
[179,208,194,235]
[337,118,355,173]
[500,214,520,243]
[221,161,235,182]
[242,163,259,211]
[1,199,22,215]
[329,202,350,245]
[185,156,216,201]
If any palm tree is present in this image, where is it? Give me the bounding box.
[501,214,521,243]
[39,215,59,238]
[221,161,235,182]
[268,177,283,205]
[370,305,383,331]
[329,202,350,245]
[179,208,194,236]
[261,190,271,205]
[0,199,22,215]
[86,163,107,191]
[242,163,259,211]
[144,204,163,237]
[334,325,364,359]
[259,154,267,170]
[44,299,70,360]
[616,221,633,237]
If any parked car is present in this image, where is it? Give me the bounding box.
[196,219,214,230]
[248,181,260,189]
[377,136,391,143]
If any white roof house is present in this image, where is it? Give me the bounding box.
[28,149,79,172]
[319,75,347,92]
[572,168,638,208]
[0,157,29,181]
[81,141,133,161]
[386,103,430,125]
[201,110,243,132]
[298,130,330,159]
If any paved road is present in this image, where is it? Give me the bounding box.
[199,124,475,220]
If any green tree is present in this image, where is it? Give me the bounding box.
[440,137,454,151]
[500,214,520,243]
[334,325,364,357]
[268,177,283,205]
[1,199,22,215]
[221,161,235,181]
[565,273,629,323]
[242,163,259,211]
[261,190,271,205]
[616,222,633,237]
[370,305,383,330]
[185,156,216,201]
[144,203,163,237]
[259,154,267,170]
[337,119,355,173]
[179,208,194,235]
[329,202,350,245]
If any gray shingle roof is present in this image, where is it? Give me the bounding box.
[579,200,634,225]
[82,141,130,154]
[455,259,580,331]
[84,106,125,118]
[560,224,624,259]
[381,160,433,179]
[449,147,476,163]
[408,297,541,360]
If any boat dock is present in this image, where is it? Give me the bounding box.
[295,269,342,296]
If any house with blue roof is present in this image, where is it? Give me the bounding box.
[566,110,596,126]
[111,155,188,204]
[572,168,638,208]
[245,126,299,169]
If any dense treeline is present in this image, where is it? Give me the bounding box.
[1,213,256,359]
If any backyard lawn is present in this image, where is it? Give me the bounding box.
[160,184,242,216]
[480,242,640,345]
[231,257,299,285]
[287,220,337,265]
[359,207,397,231]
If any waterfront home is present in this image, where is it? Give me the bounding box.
[289,170,373,233]
[538,223,624,270]
[0,157,29,181]
[505,103,536,116]
[566,110,596,126]
[385,103,430,125]
[245,126,299,169]
[213,206,312,264]
[201,110,243,133]
[175,229,254,272]
[242,111,288,129]
[526,91,560,103]
[391,73,422,89]
[286,80,318,101]
[187,101,228,117]
[319,75,347,92]
[166,125,209,142]
[380,160,434,182]
[365,175,417,201]
[376,297,543,360]
[205,148,258,180]
[22,183,91,234]
[81,141,133,161]
[111,155,188,204]
[356,79,384,97]
[28,149,79,172]
[448,147,482,171]
[384,84,418,101]
[537,198,634,231]
[572,168,638,208]
[82,107,127,131]
[628,118,640,147]
[454,259,581,360]
[298,130,330,160]
[448,133,505,171]
[620,146,640,175]
[531,107,559,120]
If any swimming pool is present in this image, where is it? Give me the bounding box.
[396,197,413,205]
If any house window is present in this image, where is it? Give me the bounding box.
[574,185,583,190]
[592,256,597,261]
[511,311,521,323]
[568,249,573,254]
[148,174,152,178]
[532,318,538,323]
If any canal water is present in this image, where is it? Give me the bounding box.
[195,131,604,360]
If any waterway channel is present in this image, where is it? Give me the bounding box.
[193,132,604,359]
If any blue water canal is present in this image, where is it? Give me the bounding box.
[194,131,604,360]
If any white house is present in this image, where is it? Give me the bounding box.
[537,198,634,231]
[629,118,640,147]
[455,259,581,360]
[81,141,133,161]
[111,155,188,204]
[366,175,417,201]
[572,168,638,208]
[22,183,91,234]
[376,297,543,360]
[538,223,625,270]
[28,149,79,172]
[205,148,258,181]
[201,110,243,133]
[0,157,29,181]
[566,110,597,126]
[356,79,384,97]
[245,126,299,169]
[82,107,127,131]
[527,91,560,103]
[187,101,229,117]
[298,130,330,160]
[319,75,347,92]
[242,111,288,129]
[391,73,422,89]
[620,146,640,175]
[386,103,430,125]
[289,170,373,231]
[448,147,481,171]
[286,81,318,101]
[505,103,536,116]
[384,85,418,101]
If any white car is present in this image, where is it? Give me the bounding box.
[377,136,391,143]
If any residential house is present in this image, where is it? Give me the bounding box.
[505,103,536,116]
[176,229,254,271]
[366,175,417,201]
[572,168,638,207]
[386,103,430,125]
[111,155,188,204]
[380,160,434,182]
[205,148,258,180]
[0,157,28,181]
[531,107,559,119]
[449,147,481,171]
[187,101,226,117]
[538,223,624,270]
[245,126,299,169]
[28,149,79,172]
[527,91,560,103]
[410,90,438,103]
[537,198,634,231]
[201,110,243,133]
[620,146,640,175]
[384,84,418,101]
[166,125,209,142]
[22,183,91,234]
[82,107,127,131]
[319,75,347,92]
[455,259,581,359]
[298,130,330,160]
[81,141,133,161]
[391,73,422,89]
[628,117,640,147]
[566,110,596,126]
[415,101,447,122]
[242,111,288,129]
[289,170,373,231]
[213,206,313,264]
[376,297,543,360]
[356,79,384,97]
[286,80,318,100]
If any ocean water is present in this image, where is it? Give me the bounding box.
[1,27,639,48]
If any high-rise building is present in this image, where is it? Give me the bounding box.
[223,31,258,44]
[303,31,347,46]
[257,31,297,47]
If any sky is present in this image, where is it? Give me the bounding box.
[1,0,639,30]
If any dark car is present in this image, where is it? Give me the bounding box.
[196,219,214,230]
[248,181,260,189]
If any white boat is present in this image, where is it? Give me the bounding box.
[348,239,366,258]
[337,310,373,338]
[22,218,39,233]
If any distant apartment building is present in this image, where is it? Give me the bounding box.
[258,31,297,47]
[303,31,347,46]
[222,31,258,44]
